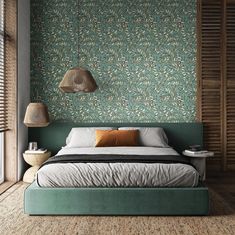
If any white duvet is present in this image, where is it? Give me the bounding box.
[36,147,199,187]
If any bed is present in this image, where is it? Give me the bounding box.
[24,122,209,215]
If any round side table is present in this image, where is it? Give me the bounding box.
[182,151,214,158]
[23,151,51,183]
[182,150,214,181]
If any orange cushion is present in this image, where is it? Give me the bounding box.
[95,130,139,147]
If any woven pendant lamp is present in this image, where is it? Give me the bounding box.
[24,103,50,127]
[59,67,98,93]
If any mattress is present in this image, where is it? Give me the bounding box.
[36,147,199,187]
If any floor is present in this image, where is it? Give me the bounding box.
[0,173,235,235]
[206,171,235,211]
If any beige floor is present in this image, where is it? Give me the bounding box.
[0,182,235,235]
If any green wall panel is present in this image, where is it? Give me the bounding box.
[31,0,197,123]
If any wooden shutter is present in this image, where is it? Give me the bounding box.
[226,0,235,168]
[198,0,223,168]
[198,0,235,170]
[4,0,17,182]
[0,0,7,132]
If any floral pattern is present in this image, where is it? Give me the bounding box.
[31,0,197,123]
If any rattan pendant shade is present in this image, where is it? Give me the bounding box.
[24,103,50,127]
[59,67,98,93]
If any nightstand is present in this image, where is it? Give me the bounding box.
[23,151,51,183]
[182,151,214,181]
[182,151,214,158]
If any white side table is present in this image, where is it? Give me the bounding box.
[23,151,51,183]
[182,151,214,180]
[182,151,214,158]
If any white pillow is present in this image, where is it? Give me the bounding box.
[118,127,169,147]
[66,127,117,147]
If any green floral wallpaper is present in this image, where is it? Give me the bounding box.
[31,0,197,123]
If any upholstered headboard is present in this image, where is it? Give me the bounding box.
[28,122,203,155]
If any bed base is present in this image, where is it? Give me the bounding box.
[24,182,209,215]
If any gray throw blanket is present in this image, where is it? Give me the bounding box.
[40,154,194,168]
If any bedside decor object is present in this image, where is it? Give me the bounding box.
[59,67,98,93]
[23,151,51,183]
[188,145,202,151]
[24,102,50,127]
[28,142,38,150]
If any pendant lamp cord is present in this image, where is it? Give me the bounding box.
[77,0,79,64]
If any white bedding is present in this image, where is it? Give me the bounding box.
[58,146,179,156]
[36,147,199,187]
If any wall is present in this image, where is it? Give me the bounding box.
[31,0,197,123]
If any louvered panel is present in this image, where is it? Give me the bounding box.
[226,88,235,161]
[201,89,222,160]
[204,138,222,161]
[201,0,222,82]
[226,2,235,166]
[200,0,222,165]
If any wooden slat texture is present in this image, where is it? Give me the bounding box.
[0,0,7,132]
[198,0,235,171]
[4,0,17,181]
[226,2,235,167]
[200,0,223,166]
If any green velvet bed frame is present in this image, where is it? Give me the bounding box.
[24,122,209,215]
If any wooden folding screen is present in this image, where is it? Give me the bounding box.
[226,0,235,170]
[197,0,235,171]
